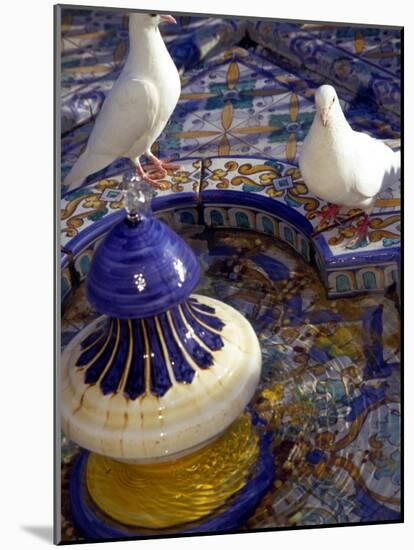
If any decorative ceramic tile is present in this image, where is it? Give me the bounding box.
[60,157,203,252]
[300,24,401,77]
[157,51,315,163]
[198,155,400,296]
[61,27,401,183]
[319,212,400,254]
[61,263,72,304]
[60,9,248,135]
[200,155,321,234]
[247,21,401,120]
[61,152,400,301]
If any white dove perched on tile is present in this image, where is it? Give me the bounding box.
[63,13,181,192]
[299,84,400,248]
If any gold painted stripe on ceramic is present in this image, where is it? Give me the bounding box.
[186,305,223,335]
[221,101,234,131]
[218,134,231,156]
[86,414,259,529]
[77,320,114,371]
[96,319,122,385]
[179,92,217,100]
[154,316,177,385]
[286,133,297,163]
[173,130,220,139]
[166,310,203,372]
[140,319,151,394]
[176,305,220,352]
[190,302,218,316]
[374,198,400,208]
[355,31,365,55]
[117,320,134,394]
[233,126,282,135]
[62,64,112,74]
[77,330,106,355]
[290,93,299,123]
[67,30,108,40]
[227,61,240,90]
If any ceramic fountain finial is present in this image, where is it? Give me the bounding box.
[123,172,154,224]
[61,189,262,464]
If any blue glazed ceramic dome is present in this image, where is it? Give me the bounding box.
[62,177,261,465]
[86,213,201,319]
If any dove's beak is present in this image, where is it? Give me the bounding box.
[320,109,329,127]
[160,14,177,24]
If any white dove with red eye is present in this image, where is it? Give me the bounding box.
[299,84,400,247]
[63,13,181,192]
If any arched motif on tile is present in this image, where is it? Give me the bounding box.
[384,264,400,287]
[336,274,351,292]
[279,222,296,248]
[256,213,277,236]
[228,208,255,229]
[179,210,196,225]
[80,255,91,276]
[235,211,250,229]
[363,271,377,289]
[356,267,384,290]
[328,270,356,294]
[62,272,71,301]
[173,209,198,228]
[75,250,93,278]
[210,209,225,226]
[204,207,227,227]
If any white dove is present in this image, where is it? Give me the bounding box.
[63,13,181,192]
[299,84,400,248]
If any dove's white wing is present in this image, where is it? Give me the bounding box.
[349,131,401,198]
[87,78,159,157]
[64,78,159,190]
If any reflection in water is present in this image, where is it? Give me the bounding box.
[86,414,259,529]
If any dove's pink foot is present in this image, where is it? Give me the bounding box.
[145,152,182,176]
[314,203,341,232]
[134,159,164,189]
[319,203,340,225]
[346,212,370,249]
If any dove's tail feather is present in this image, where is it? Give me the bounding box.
[63,149,115,191]
[393,149,401,181]
[388,149,401,186]
[379,148,401,194]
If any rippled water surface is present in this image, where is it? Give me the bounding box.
[61,225,401,539]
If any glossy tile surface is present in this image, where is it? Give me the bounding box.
[61,155,400,298]
[60,10,401,183]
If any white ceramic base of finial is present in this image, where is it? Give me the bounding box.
[61,295,261,464]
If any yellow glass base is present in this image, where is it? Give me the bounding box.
[86,414,259,529]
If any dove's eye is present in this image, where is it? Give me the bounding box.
[150,14,157,17]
